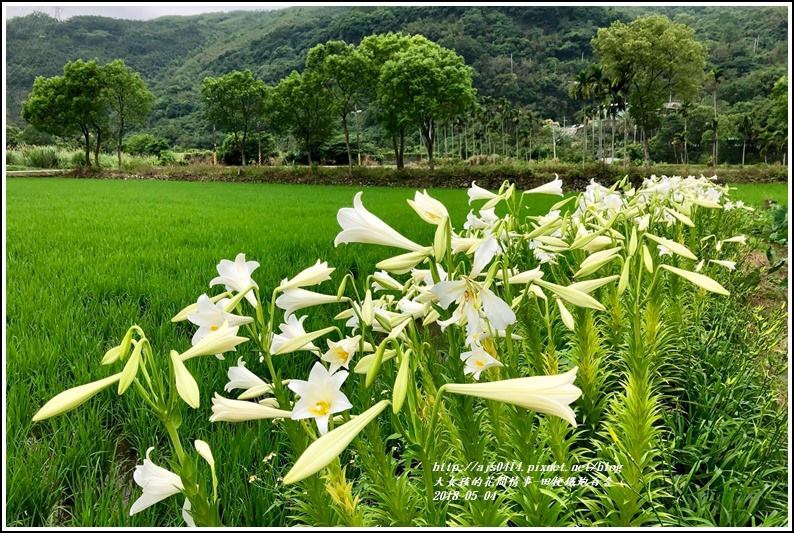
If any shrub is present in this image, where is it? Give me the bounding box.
[125,133,170,156]
[23,146,60,168]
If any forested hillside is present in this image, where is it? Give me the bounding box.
[6,5,788,148]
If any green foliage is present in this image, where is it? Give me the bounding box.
[125,133,169,156]
[102,59,155,165]
[200,70,268,166]
[7,7,785,155]
[592,15,707,163]
[269,71,336,165]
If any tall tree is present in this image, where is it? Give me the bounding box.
[201,70,268,166]
[102,60,154,168]
[377,35,477,169]
[359,33,413,169]
[306,40,371,174]
[23,59,106,167]
[592,15,707,165]
[269,71,336,165]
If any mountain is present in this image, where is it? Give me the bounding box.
[5,5,788,147]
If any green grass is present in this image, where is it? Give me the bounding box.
[5,178,787,526]
[728,182,789,207]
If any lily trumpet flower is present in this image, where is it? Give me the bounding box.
[322,336,369,373]
[467,181,499,204]
[444,367,582,426]
[130,447,187,518]
[179,321,248,361]
[288,362,352,435]
[270,314,334,355]
[278,260,335,291]
[432,278,516,332]
[526,174,564,196]
[461,345,503,380]
[276,288,340,317]
[209,253,260,307]
[335,192,423,251]
[407,190,449,225]
[187,293,253,346]
[209,393,293,422]
[224,357,273,399]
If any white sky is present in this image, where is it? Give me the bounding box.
[4,4,291,21]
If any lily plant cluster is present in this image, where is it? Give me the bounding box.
[32,173,746,526]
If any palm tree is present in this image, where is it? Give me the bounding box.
[737,114,754,166]
[569,68,593,166]
[708,68,723,166]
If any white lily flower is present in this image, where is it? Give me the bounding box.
[322,336,369,373]
[187,293,253,347]
[270,314,322,355]
[180,322,247,361]
[471,234,501,277]
[526,175,564,196]
[444,367,582,426]
[371,270,403,292]
[335,192,423,251]
[278,260,335,291]
[209,393,292,422]
[468,181,499,204]
[289,362,353,435]
[224,357,272,399]
[407,190,449,225]
[130,447,184,516]
[464,208,499,230]
[276,288,338,317]
[209,253,259,308]
[461,345,503,380]
[432,279,516,332]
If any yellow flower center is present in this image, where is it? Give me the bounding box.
[309,400,331,416]
[474,358,487,368]
[333,346,350,363]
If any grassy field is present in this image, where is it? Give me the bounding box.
[4,178,788,526]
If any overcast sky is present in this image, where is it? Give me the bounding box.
[5,5,292,21]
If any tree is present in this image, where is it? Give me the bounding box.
[592,15,707,165]
[306,40,371,174]
[359,33,414,168]
[377,35,477,169]
[201,70,268,166]
[269,71,336,165]
[102,60,154,167]
[23,59,107,166]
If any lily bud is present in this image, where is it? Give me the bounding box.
[282,400,390,484]
[33,372,122,422]
[118,339,143,395]
[171,350,199,409]
[392,351,411,414]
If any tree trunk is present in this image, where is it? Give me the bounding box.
[306,136,313,166]
[94,127,102,168]
[398,128,405,169]
[82,126,91,167]
[258,135,262,166]
[741,140,746,166]
[212,124,217,165]
[610,117,615,162]
[241,131,247,167]
[422,120,435,170]
[683,116,688,170]
[623,115,629,168]
[582,117,587,166]
[117,118,124,168]
[342,114,352,176]
[392,134,399,168]
[642,127,650,166]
